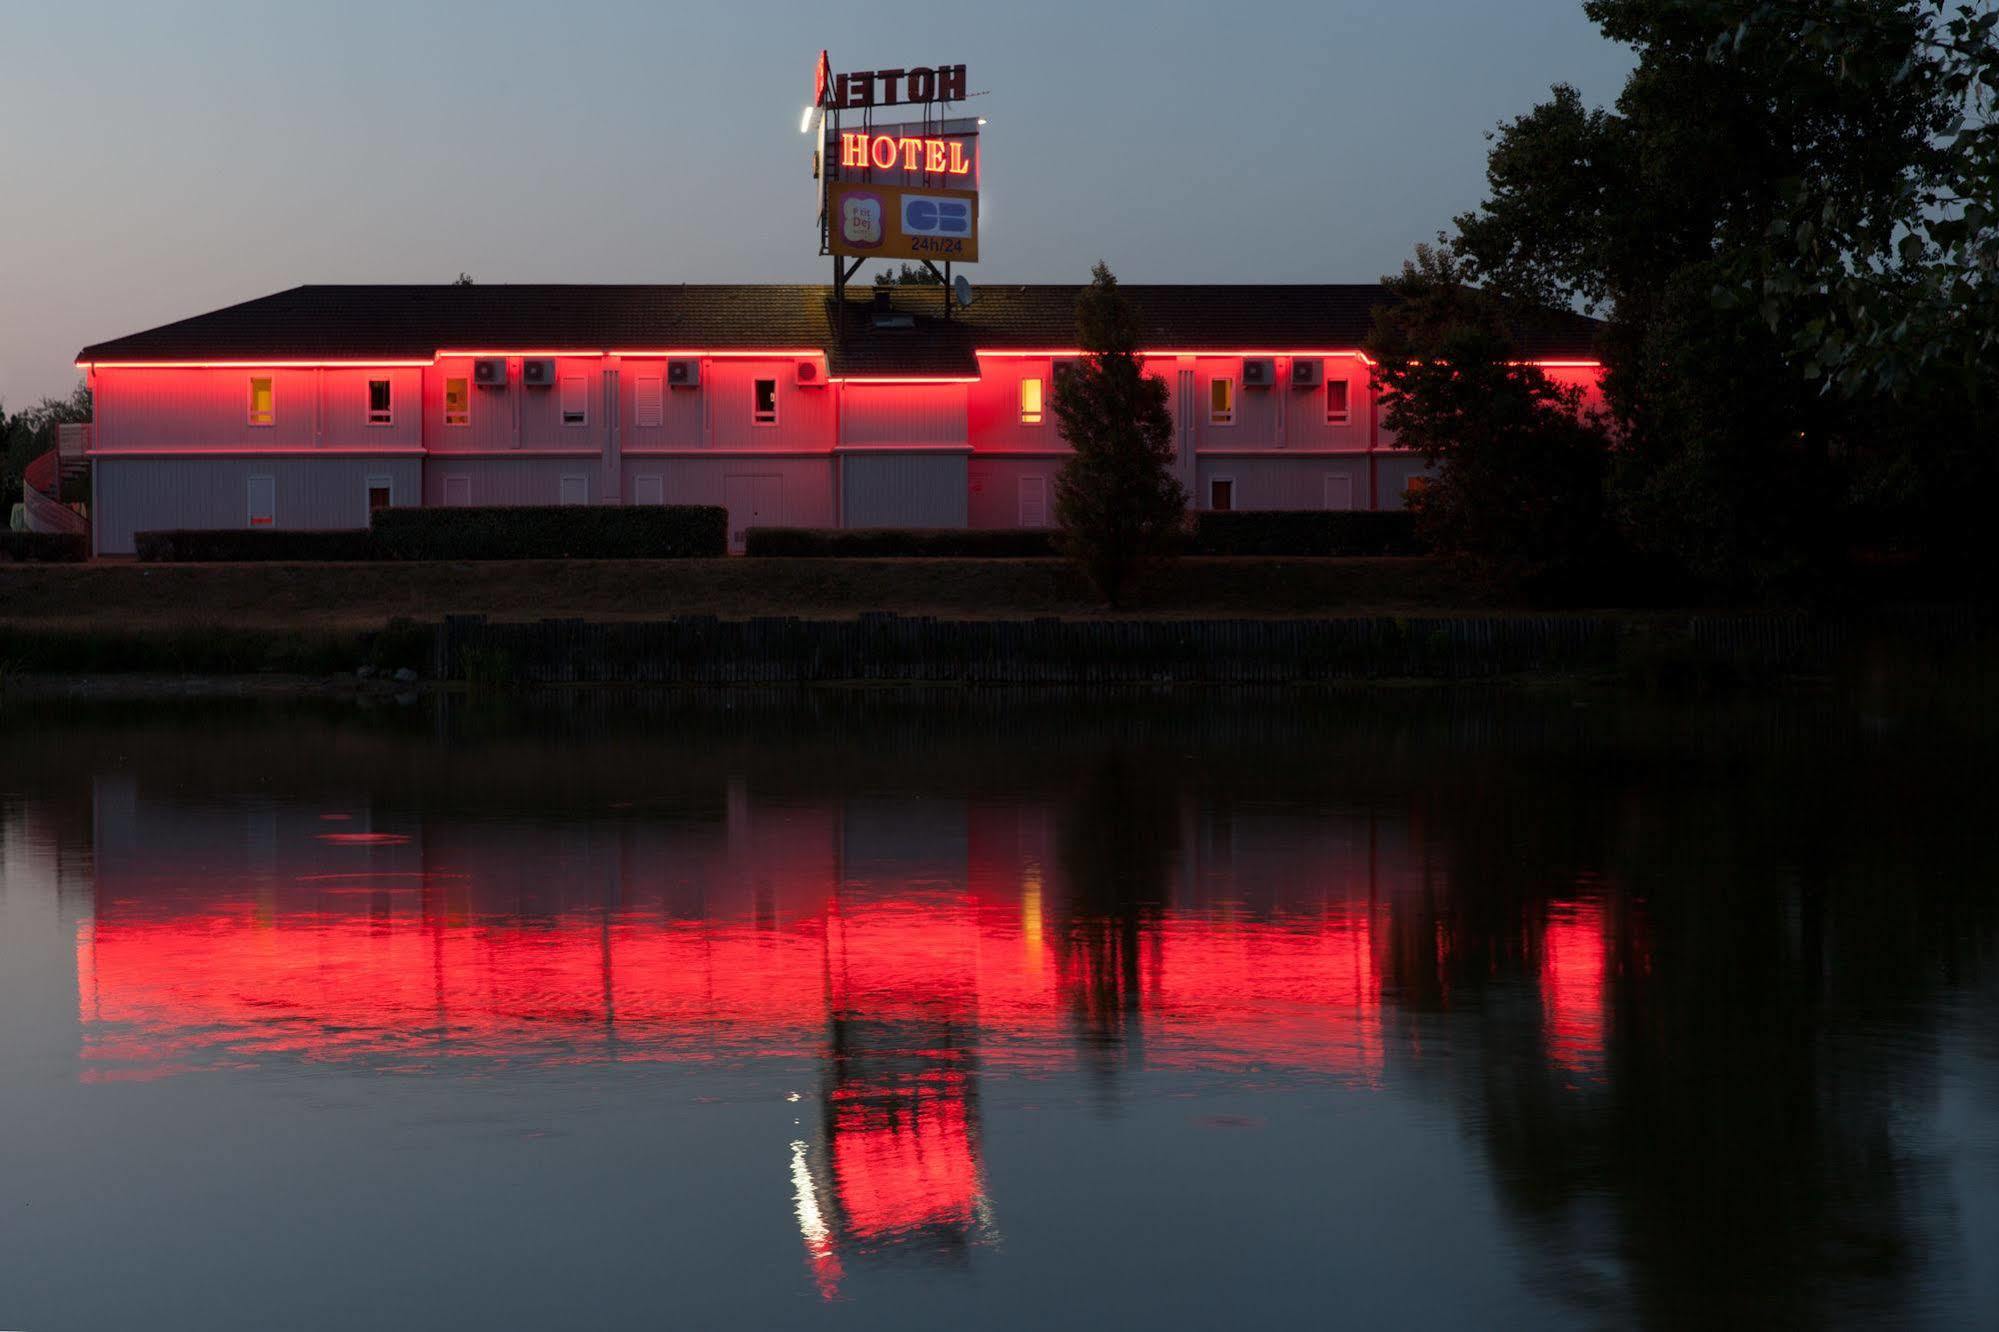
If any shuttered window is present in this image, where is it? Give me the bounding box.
[561,375,588,426]
[635,374,664,428]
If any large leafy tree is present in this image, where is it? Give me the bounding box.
[1052,263,1187,606]
[1367,245,1617,595]
[1451,0,1956,588]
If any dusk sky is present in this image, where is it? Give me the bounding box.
[1,0,1633,404]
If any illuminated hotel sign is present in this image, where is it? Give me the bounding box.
[813,51,982,269]
[819,60,968,109]
[838,132,972,177]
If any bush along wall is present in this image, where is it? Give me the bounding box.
[1190,510,1422,557]
[744,526,1062,558]
[371,505,727,560]
[0,531,88,562]
[135,529,376,562]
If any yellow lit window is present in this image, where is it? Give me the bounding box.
[1019,376,1044,425]
[248,377,274,427]
[1210,376,1235,424]
[444,377,470,427]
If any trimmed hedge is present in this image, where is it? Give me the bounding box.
[1191,510,1422,557]
[371,505,727,560]
[0,531,88,563]
[745,526,1062,558]
[136,529,375,562]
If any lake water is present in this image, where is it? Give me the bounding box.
[2,690,1996,1329]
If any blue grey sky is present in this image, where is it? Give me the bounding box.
[1,0,1632,403]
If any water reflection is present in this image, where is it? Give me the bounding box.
[5,693,1998,1327]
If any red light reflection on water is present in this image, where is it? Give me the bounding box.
[1541,900,1608,1079]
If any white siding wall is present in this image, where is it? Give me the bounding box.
[93,457,422,554]
[94,367,424,452]
[1193,457,1374,513]
[842,454,968,528]
[840,385,968,446]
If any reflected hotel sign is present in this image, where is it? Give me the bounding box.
[813,51,981,266]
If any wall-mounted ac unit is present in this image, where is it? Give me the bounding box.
[795,360,822,387]
[1291,358,1323,388]
[667,358,701,389]
[521,358,556,388]
[473,358,508,389]
[1243,357,1276,388]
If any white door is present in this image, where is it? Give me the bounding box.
[443,475,472,507]
[247,475,275,528]
[1324,474,1354,511]
[724,474,781,553]
[633,475,664,506]
[560,474,589,506]
[1018,475,1047,527]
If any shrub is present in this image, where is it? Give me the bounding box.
[1190,510,1421,557]
[744,526,1060,558]
[135,529,375,562]
[0,531,88,562]
[371,505,726,560]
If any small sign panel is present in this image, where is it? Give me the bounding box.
[829,182,979,262]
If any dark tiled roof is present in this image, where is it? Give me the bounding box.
[77,283,1603,372]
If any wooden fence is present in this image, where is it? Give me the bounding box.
[421,610,1988,686]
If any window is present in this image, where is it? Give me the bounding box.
[560,374,588,426]
[1326,378,1351,425]
[444,378,470,427]
[366,476,393,514]
[1019,376,1044,425]
[635,374,664,428]
[559,474,589,506]
[1209,376,1235,425]
[633,475,664,506]
[1210,478,1234,511]
[753,378,778,425]
[248,377,274,427]
[367,379,393,426]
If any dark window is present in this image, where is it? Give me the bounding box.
[368,484,392,512]
[1326,379,1351,423]
[1211,479,1234,511]
[753,378,778,424]
[367,379,393,425]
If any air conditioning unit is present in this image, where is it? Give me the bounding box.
[1291,358,1323,388]
[521,358,556,388]
[795,360,823,387]
[473,358,508,389]
[1242,357,1276,388]
[667,358,701,389]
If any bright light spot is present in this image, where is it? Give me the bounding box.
[786,1091,801,1102]
[799,107,815,134]
[976,117,988,126]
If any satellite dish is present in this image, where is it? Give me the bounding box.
[954,274,976,307]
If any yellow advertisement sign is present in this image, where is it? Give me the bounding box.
[828,182,979,263]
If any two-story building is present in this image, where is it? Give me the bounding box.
[73,282,1604,555]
